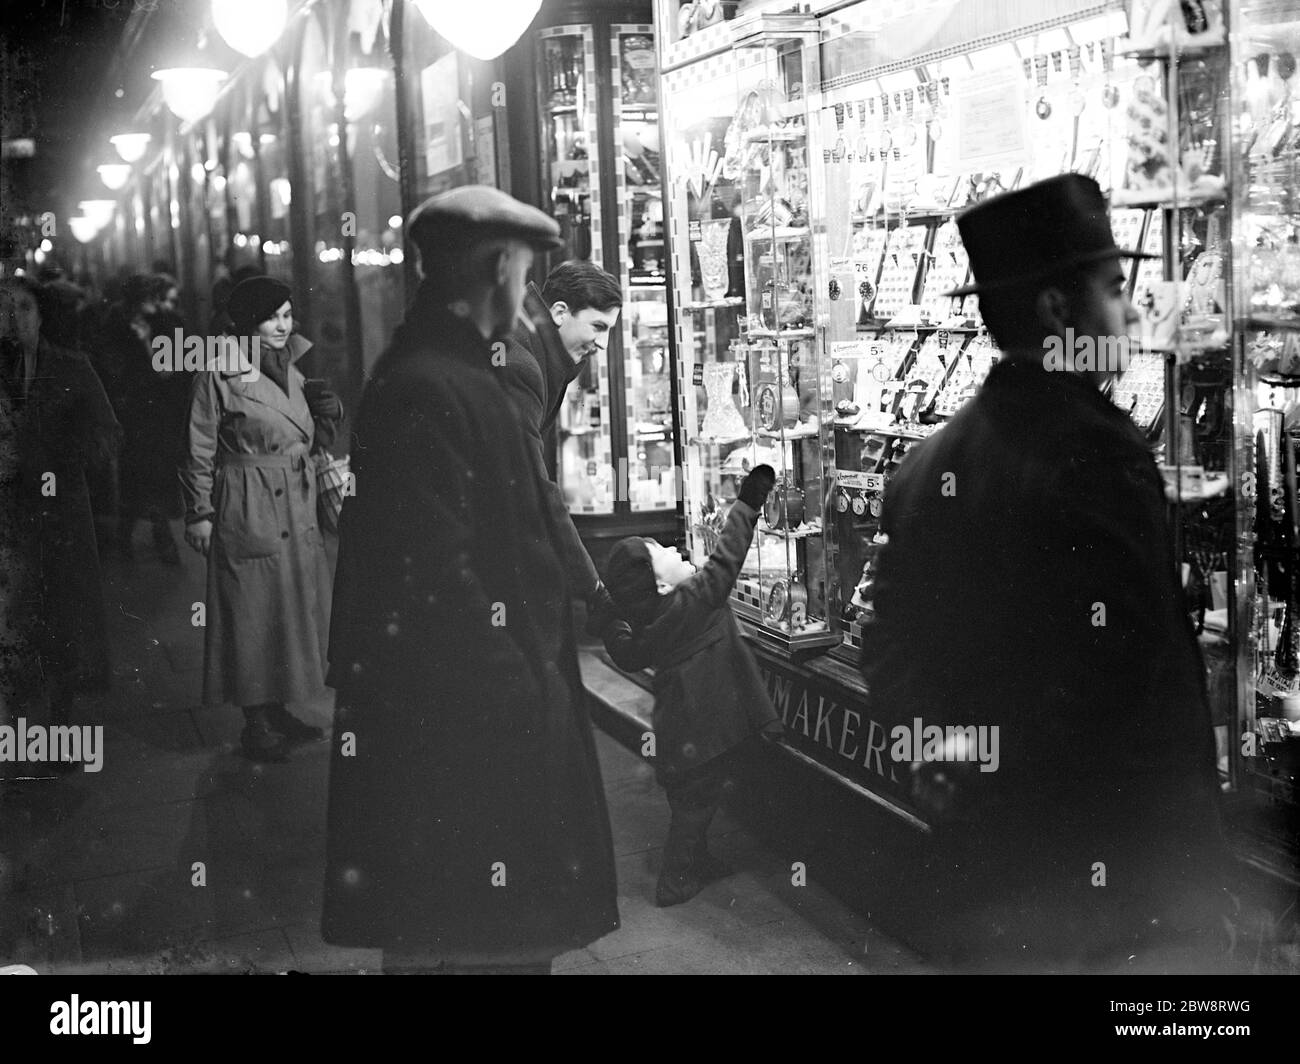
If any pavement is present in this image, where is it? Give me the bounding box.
[0,521,933,975]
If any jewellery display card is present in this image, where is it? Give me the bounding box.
[931,335,988,417]
[1110,349,1165,431]
[852,227,890,321]
[1132,208,1166,292]
[901,333,955,417]
[1123,75,1174,193]
[918,220,970,321]
[872,224,928,320]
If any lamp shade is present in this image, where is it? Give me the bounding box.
[110,132,152,163]
[413,0,542,61]
[68,216,101,244]
[98,163,132,191]
[152,68,228,123]
[78,200,117,228]
[212,0,289,58]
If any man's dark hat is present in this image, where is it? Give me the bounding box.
[227,276,292,333]
[945,174,1156,298]
[408,186,563,258]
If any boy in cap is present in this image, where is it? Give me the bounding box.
[322,186,619,973]
[603,464,784,907]
[860,174,1230,966]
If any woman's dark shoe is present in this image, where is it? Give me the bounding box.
[655,868,705,908]
[263,704,325,745]
[240,709,290,763]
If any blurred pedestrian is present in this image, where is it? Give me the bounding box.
[322,187,619,974]
[180,276,342,761]
[110,273,189,563]
[0,276,119,727]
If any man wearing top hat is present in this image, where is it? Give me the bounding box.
[321,186,619,973]
[860,174,1231,967]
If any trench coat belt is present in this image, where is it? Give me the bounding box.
[216,451,314,492]
[656,625,725,670]
[217,452,307,470]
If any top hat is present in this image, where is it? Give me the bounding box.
[944,174,1156,298]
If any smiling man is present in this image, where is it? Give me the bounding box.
[498,260,624,630]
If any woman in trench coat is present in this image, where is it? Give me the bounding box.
[180,277,342,761]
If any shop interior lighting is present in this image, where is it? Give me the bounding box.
[212,0,289,59]
[152,68,228,124]
[413,0,543,62]
[110,132,151,163]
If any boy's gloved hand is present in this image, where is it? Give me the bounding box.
[737,464,776,510]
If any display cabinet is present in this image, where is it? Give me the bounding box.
[535,11,679,535]
[663,11,835,655]
[1228,0,1300,819]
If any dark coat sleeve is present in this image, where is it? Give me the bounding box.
[671,499,758,613]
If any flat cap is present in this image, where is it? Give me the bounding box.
[407,185,562,255]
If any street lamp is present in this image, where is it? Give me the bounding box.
[68,216,100,244]
[152,68,228,124]
[98,163,132,191]
[413,0,543,61]
[110,132,152,163]
[212,0,289,58]
[78,200,117,229]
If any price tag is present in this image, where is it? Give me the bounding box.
[692,363,704,386]
[689,220,702,242]
[837,471,886,492]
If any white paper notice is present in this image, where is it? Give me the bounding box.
[955,72,1028,171]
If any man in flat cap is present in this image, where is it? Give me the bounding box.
[860,174,1231,968]
[321,186,619,973]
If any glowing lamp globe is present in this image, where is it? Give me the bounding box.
[68,216,100,244]
[98,163,132,191]
[212,0,289,58]
[152,68,228,124]
[413,0,542,61]
[78,200,117,228]
[110,133,152,163]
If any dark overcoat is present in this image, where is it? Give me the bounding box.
[498,283,598,597]
[14,340,118,697]
[860,358,1229,958]
[321,302,619,960]
[605,501,781,782]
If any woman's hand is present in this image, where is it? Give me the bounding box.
[185,519,213,556]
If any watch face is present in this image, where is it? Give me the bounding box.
[851,495,867,515]
[765,581,790,622]
[835,491,850,513]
